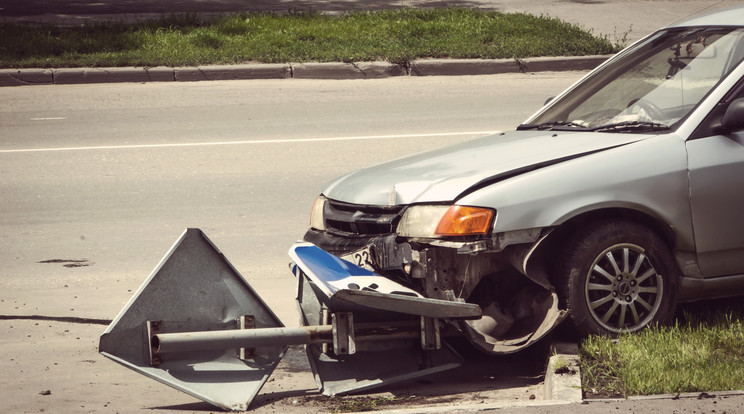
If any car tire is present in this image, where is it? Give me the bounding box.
[555,220,678,337]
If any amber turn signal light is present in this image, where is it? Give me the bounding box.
[434,206,494,236]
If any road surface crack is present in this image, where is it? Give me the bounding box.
[38,259,93,268]
[0,315,112,325]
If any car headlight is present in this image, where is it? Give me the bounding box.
[397,205,495,238]
[310,195,327,231]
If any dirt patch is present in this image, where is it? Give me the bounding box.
[296,394,460,412]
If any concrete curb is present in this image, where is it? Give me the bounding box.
[174,63,291,81]
[0,55,609,87]
[369,341,583,414]
[374,342,744,414]
[292,61,408,79]
[544,342,583,402]
[0,68,55,86]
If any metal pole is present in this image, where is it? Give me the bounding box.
[152,322,421,354]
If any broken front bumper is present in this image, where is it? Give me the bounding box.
[303,227,568,355]
[289,241,482,396]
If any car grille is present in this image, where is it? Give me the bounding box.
[324,199,404,236]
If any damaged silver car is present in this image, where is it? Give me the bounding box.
[301,7,744,354]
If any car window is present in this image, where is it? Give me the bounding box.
[522,28,744,133]
[646,32,742,110]
[689,70,744,139]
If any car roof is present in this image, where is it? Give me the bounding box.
[668,5,744,28]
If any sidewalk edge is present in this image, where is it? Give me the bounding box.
[0,55,610,86]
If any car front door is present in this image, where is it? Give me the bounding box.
[687,68,744,278]
[687,127,744,278]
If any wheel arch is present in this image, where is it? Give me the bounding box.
[523,207,680,287]
[538,212,681,335]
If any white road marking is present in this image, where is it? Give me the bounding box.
[0,131,499,154]
[30,117,67,121]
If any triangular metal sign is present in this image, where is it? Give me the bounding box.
[99,228,285,411]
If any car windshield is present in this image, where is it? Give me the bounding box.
[520,27,744,133]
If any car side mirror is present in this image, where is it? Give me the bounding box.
[720,98,744,132]
[544,96,554,105]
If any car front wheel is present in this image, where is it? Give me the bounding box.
[555,220,678,336]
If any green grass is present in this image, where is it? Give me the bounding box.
[0,8,620,68]
[581,299,744,398]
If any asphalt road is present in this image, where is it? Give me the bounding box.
[0,72,584,413]
[0,73,577,321]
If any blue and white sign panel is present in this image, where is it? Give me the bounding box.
[289,242,422,298]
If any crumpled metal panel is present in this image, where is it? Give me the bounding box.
[320,131,645,205]
[99,228,285,411]
[289,242,471,396]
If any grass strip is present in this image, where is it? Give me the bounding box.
[581,300,744,398]
[0,8,620,68]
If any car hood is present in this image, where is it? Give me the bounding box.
[322,130,649,205]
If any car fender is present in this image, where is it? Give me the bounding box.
[457,133,695,252]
